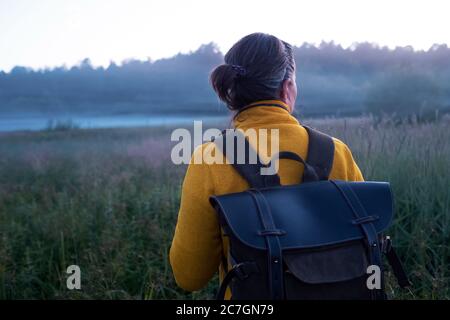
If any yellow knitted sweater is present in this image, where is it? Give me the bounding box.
[169,100,364,299]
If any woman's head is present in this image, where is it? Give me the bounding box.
[210,33,297,111]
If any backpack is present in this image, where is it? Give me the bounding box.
[209,126,410,300]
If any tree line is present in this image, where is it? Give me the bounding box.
[0,42,449,118]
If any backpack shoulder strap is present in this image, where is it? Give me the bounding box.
[212,129,281,188]
[303,126,335,182]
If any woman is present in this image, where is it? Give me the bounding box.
[169,33,364,299]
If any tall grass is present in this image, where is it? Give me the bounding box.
[309,116,450,299]
[0,118,448,299]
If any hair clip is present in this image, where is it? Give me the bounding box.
[231,64,247,77]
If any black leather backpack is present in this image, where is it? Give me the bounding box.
[210,126,410,300]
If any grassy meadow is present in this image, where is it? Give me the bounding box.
[0,116,449,299]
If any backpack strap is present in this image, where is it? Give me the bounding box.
[303,126,335,182]
[247,189,285,299]
[216,254,259,300]
[382,237,411,288]
[330,180,385,300]
[213,129,281,188]
[212,126,335,187]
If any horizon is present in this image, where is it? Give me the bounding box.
[2,40,449,74]
[1,0,449,73]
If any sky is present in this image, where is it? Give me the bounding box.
[0,0,449,72]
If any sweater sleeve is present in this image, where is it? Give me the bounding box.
[169,144,223,292]
[331,138,365,182]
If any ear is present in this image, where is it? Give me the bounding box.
[279,78,297,110]
[280,79,291,101]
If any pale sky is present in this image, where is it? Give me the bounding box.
[0,0,449,72]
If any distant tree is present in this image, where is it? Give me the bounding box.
[365,67,444,122]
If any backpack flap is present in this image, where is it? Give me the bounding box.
[209,180,393,251]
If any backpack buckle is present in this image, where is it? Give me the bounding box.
[382,236,392,254]
[257,229,287,236]
[351,215,380,225]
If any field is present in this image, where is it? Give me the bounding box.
[0,116,449,299]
